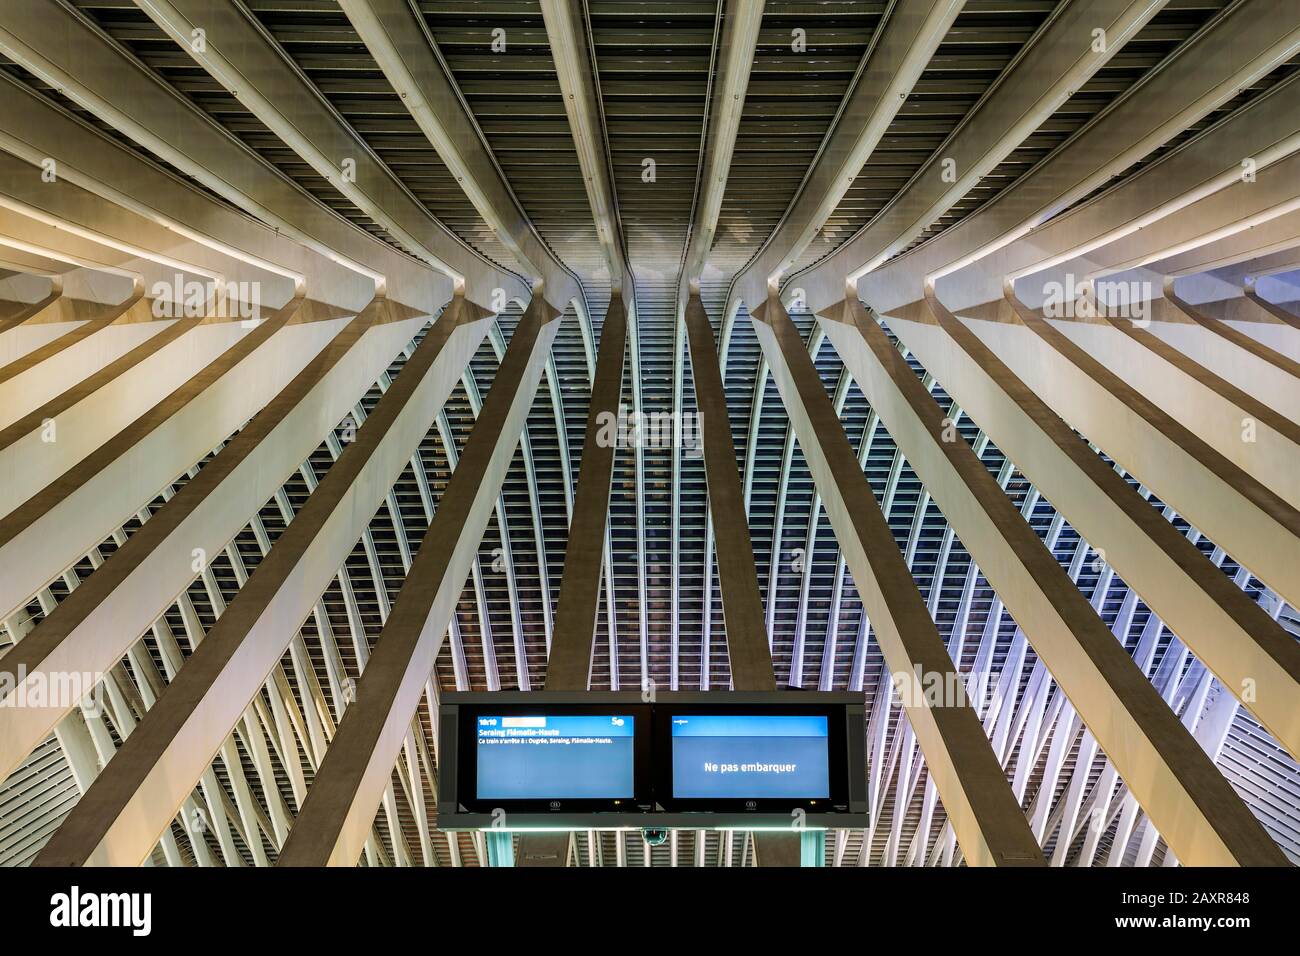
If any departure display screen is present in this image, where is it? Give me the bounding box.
[475,714,636,800]
[670,714,830,799]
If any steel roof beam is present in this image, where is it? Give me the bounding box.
[1050,169,1300,293]
[987,68,1300,293]
[824,294,1288,865]
[274,297,561,867]
[135,0,531,304]
[0,152,299,307]
[784,0,1164,315]
[729,0,962,312]
[0,291,152,431]
[545,292,628,691]
[751,292,1044,867]
[29,294,492,865]
[0,72,380,314]
[850,0,1300,318]
[0,197,241,420]
[338,0,592,332]
[918,75,1300,418]
[680,0,764,286]
[881,284,1300,760]
[0,300,435,781]
[0,253,67,281]
[1015,285,1299,610]
[540,0,631,296]
[0,0,518,310]
[0,236,141,304]
[0,315,256,534]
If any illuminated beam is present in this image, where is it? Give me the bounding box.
[0,150,299,305]
[339,0,589,326]
[986,289,1300,611]
[133,0,524,303]
[1166,284,1300,380]
[0,293,151,430]
[0,1,516,310]
[0,72,383,314]
[884,291,1300,757]
[835,0,1300,320]
[0,313,256,525]
[730,0,963,310]
[272,298,561,867]
[1051,302,1300,511]
[0,305,360,621]
[784,0,1164,314]
[1154,217,1300,290]
[751,293,1044,867]
[0,189,263,428]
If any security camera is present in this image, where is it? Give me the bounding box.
[642,827,669,847]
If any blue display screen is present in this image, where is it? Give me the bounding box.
[475,714,635,800]
[671,714,830,799]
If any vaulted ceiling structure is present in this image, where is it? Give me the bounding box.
[0,0,1298,868]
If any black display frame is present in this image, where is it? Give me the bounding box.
[452,699,654,815]
[437,691,868,829]
[653,700,852,814]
